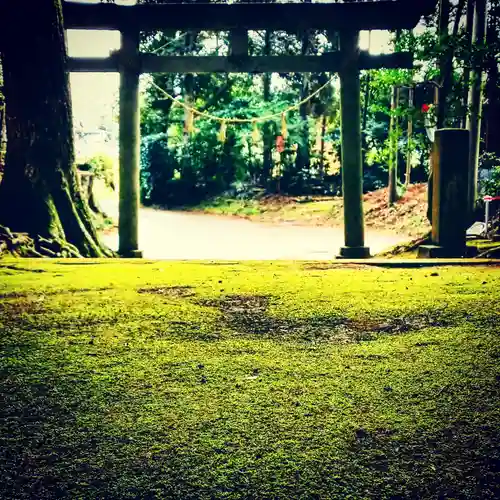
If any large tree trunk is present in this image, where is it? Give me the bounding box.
[0,0,111,257]
[0,89,5,179]
[0,59,6,178]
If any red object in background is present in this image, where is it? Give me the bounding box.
[421,103,431,113]
[276,135,285,153]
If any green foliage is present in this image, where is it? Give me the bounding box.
[139,133,173,204]
[135,2,500,205]
[85,154,115,190]
[139,123,252,207]
[137,27,346,203]
[481,153,500,196]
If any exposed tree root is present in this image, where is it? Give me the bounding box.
[0,224,94,258]
[476,245,500,259]
[375,232,431,257]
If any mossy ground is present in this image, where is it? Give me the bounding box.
[1,259,499,499]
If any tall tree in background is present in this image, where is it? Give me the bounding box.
[262,31,273,188]
[461,0,476,128]
[436,0,451,128]
[466,0,488,215]
[484,0,500,159]
[387,29,403,206]
[0,0,110,256]
[387,84,400,205]
[294,0,313,184]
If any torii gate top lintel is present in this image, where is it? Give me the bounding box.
[63,0,436,32]
[66,0,437,74]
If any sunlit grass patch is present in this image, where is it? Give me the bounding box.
[0,259,499,498]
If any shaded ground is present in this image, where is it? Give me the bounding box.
[0,259,499,499]
[186,183,430,238]
[100,200,409,260]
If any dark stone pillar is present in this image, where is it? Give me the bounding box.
[118,29,142,258]
[338,30,370,259]
[419,128,470,258]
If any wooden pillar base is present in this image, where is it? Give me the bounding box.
[337,246,371,259]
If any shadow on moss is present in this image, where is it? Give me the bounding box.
[196,294,453,343]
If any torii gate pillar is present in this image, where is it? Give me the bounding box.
[338,30,370,259]
[118,28,142,258]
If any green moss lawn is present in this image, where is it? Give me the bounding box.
[1,259,499,498]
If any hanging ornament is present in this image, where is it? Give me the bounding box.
[184,109,194,134]
[218,120,227,142]
[252,120,260,144]
[281,113,288,140]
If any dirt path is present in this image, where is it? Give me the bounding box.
[100,201,410,260]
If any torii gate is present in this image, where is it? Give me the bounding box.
[64,0,437,259]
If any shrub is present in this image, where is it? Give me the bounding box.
[482,166,500,196]
[480,153,500,196]
[140,125,252,207]
[85,154,116,190]
[140,133,175,205]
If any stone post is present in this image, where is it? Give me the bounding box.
[418,128,470,258]
[338,30,370,259]
[118,28,142,258]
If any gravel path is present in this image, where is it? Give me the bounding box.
[100,201,409,260]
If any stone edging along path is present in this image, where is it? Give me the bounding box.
[328,259,500,268]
